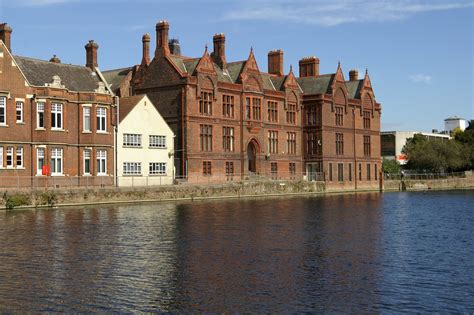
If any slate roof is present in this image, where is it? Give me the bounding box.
[297,74,334,95]
[119,95,145,122]
[346,80,363,99]
[14,56,103,92]
[103,67,134,92]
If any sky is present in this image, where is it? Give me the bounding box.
[1,0,473,132]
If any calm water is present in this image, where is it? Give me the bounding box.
[0,191,473,312]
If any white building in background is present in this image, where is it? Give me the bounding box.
[116,95,174,187]
[381,131,450,165]
[444,116,467,133]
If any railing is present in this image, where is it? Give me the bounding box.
[0,172,325,190]
[384,171,468,180]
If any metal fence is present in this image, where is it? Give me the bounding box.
[0,172,325,190]
[384,172,467,180]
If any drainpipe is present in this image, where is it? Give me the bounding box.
[181,87,186,179]
[353,107,357,190]
[114,95,119,187]
[30,94,36,189]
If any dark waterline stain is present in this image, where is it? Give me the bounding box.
[0,191,473,312]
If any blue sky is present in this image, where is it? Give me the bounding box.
[1,0,472,132]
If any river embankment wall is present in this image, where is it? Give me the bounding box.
[384,171,474,191]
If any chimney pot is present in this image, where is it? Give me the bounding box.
[268,49,284,76]
[142,33,151,66]
[349,69,359,81]
[85,40,99,70]
[49,55,61,63]
[212,33,226,69]
[0,23,13,52]
[299,56,319,77]
[155,20,170,56]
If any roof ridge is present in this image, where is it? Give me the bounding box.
[103,66,134,73]
[14,55,91,70]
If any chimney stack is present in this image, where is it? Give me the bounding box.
[349,69,359,81]
[299,56,319,78]
[212,33,226,69]
[168,38,181,56]
[155,20,170,57]
[0,23,13,52]
[142,33,151,66]
[268,49,284,76]
[49,55,61,63]
[85,40,99,70]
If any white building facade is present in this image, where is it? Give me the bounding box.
[444,116,467,133]
[117,95,174,186]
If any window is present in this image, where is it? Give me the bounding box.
[199,91,213,115]
[268,131,278,154]
[329,163,333,181]
[123,134,142,147]
[246,97,251,119]
[16,147,23,168]
[222,95,234,118]
[363,110,371,129]
[287,132,296,155]
[123,162,141,175]
[348,163,353,181]
[307,132,322,155]
[364,136,371,156]
[36,148,46,174]
[336,133,344,155]
[96,107,106,132]
[375,164,378,181]
[367,163,371,181]
[225,161,234,181]
[16,101,23,123]
[306,106,320,125]
[252,98,261,120]
[36,102,45,128]
[149,135,166,148]
[286,103,296,124]
[271,162,278,179]
[335,106,344,126]
[6,147,13,168]
[200,125,213,152]
[289,163,296,179]
[0,97,6,125]
[97,150,107,175]
[203,161,212,175]
[149,162,166,175]
[51,148,63,175]
[223,127,234,152]
[338,163,344,182]
[83,107,91,132]
[359,163,362,181]
[83,150,91,175]
[51,103,63,129]
[268,101,278,122]
[0,147,3,168]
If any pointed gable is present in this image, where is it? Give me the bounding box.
[282,66,299,89]
[193,46,216,76]
[241,48,260,74]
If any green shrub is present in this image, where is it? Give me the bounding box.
[39,191,57,207]
[2,192,31,210]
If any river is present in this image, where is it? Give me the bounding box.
[0,190,473,312]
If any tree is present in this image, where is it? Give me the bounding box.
[382,158,401,175]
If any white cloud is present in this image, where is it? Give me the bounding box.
[222,0,474,26]
[409,73,432,84]
[4,0,78,6]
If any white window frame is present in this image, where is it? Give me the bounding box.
[36,102,45,129]
[0,147,3,168]
[123,134,142,147]
[123,162,142,175]
[16,101,24,123]
[0,96,6,125]
[37,148,45,175]
[96,107,107,133]
[51,103,63,130]
[16,147,23,168]
[83,106,91,132]
[149,135,166,148]
[97,149,107,175]
[149,162,166,175]
[51,148,63,176]
[83,149,91,175]
[6,146,13,168]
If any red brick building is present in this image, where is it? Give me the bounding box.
[0,23,116,188]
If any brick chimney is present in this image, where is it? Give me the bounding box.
[49,55,61,63]
[268,49,284,76]
[155,20,170,57]
[141,33,151,66]
[212,33,226,69]
[0,23,13,52]
[85,40,99,70]
[349,69,359,81]
[168,38,181,56]
[299,56,319,77]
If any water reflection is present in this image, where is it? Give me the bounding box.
[0,191,473,312]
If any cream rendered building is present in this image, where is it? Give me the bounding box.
[117,95,174,186]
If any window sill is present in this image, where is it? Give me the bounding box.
[97,174,108,176]
[16,167,25,170]
[51,128,65,132]
[51,174,64,177]
[149,146,167,149]
[149,174,167,176]
[16,122,25,125]
[83,174,92,176]
[0,124,9,127]
[35,127,46,131]
[123,146,143,149]
[123,174,143,177]
[82,130,92,134]
[96,131,108,134]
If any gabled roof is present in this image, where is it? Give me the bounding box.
[103,67,134,92]
[346,79,364,99]
[119,94,145,122]
[226,61,246,83]
[297,74,334,95]
[14,56,104,92]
